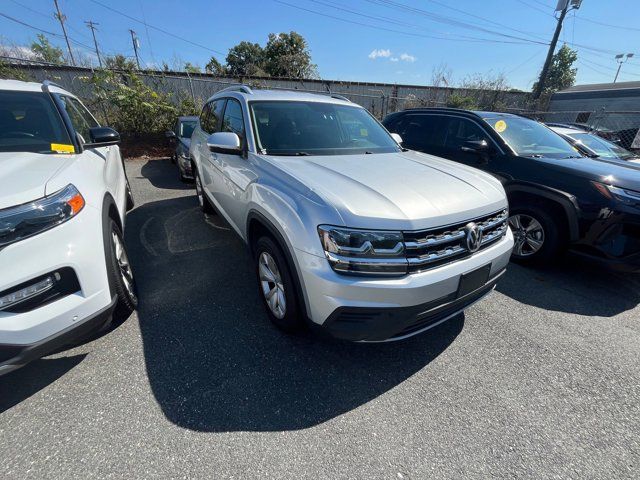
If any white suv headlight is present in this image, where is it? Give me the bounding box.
[318,225,407,275]
[0,184,85,248]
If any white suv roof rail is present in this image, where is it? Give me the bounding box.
[218,84,254,95]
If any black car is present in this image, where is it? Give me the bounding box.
[383,108,640,272]
[165,115,198,182]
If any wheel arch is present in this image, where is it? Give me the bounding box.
[505,183,580,242]
[246,210,310,320]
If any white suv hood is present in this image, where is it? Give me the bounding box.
[0,152,72,209]
[269,150,507,230]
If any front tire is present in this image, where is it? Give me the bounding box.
[194,166,214,214]
[106,219,138,321]
[509,206,561,265]
[254,236,302,333]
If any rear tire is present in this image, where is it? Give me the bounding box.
[254,236,303,333]
[105,219,138,322]
[194,166,214,214]
[509,205,561,266]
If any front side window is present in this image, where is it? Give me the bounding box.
[0,90,72,153]
[569,132,637,160]
[222,99,245,145]
[250,101,400,156]
[202,99,225,134]
[56,95,98,143]
[485,116,581,158]
[444,117,491,149]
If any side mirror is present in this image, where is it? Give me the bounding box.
[85,127,120,148]
[207,132,242,155]
[165,130,177,139]
[390,133,403,145]
[461,140,494,163]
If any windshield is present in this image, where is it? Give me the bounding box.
[0,90,73,153]
[569,132,637,160]
[485,116,581,158]
[179,120,197,138]
[249,101,400,156]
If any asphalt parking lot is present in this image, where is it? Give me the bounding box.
[1,157,639,479]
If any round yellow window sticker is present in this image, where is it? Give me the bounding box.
[495,120,507,133]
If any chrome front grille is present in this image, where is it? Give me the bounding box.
[403,209,508,273]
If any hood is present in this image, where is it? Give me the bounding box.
[266,150,507,230]
[537,155,640,192]
[0,152,73,209]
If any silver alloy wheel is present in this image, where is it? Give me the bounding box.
[509,214,545,257]
[258,252,286,319]
[195,173,204,207]
[112,231,137,302]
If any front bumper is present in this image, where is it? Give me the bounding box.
[0,296,116,376]
[295,228,514,341]
[0,205,115,373]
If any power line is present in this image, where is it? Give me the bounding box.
[274,0,539,45]
[88,0,225,58]
[513,0,555,17]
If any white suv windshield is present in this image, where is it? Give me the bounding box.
[485,116,581,158]
[250,101,400,156]
[0,90,72,153]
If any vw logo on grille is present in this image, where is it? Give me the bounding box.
[465,223,483,253]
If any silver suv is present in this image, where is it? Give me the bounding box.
[190,86,514,341]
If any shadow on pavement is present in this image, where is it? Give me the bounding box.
[0,354,87,413]
[139,158,193,191]
[497,256,640,317]
[125,193,463,432]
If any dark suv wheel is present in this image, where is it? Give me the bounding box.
[509,205,561,265]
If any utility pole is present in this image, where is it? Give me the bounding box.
[53,0,75,66]
[129,29,141,70]
[85,21,102,68]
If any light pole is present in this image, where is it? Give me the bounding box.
[614,53,634,83]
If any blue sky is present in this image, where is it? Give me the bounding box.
[1,0,639,90]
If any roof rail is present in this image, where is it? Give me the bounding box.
[218,84,254,95]
[329,93,351,102]
[41,79,65,92]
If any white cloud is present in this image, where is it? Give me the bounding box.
[368,48,391,59]
[390,57,399,62]
[400,53,417,62]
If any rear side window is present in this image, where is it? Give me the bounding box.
[56,95,99,142]
[222,98,245,145]
[395,114,449,150]
[0,90,72,153]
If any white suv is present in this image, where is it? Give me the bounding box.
[191,86,514,341]
[0,80,137,374]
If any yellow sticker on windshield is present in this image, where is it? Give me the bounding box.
[51,143,75,153]
[360,128,369,136]
[495,120,507,133]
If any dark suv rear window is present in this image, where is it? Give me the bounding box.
[0,90,72,153]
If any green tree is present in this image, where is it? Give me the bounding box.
[263,32,317,78]
[0,58,30,81]
[225,41,265,76]
[104,54,137,71]
[184,62,201,74]
[533,44,577,95]
[205,57,226,76]
[30,34,64,64]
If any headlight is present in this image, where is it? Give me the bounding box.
[0,184,85,248]
[317,225,407,275]
[592,182,640,207]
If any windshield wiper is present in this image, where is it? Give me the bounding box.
[525,154,544,158]
[295,152,311,156]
